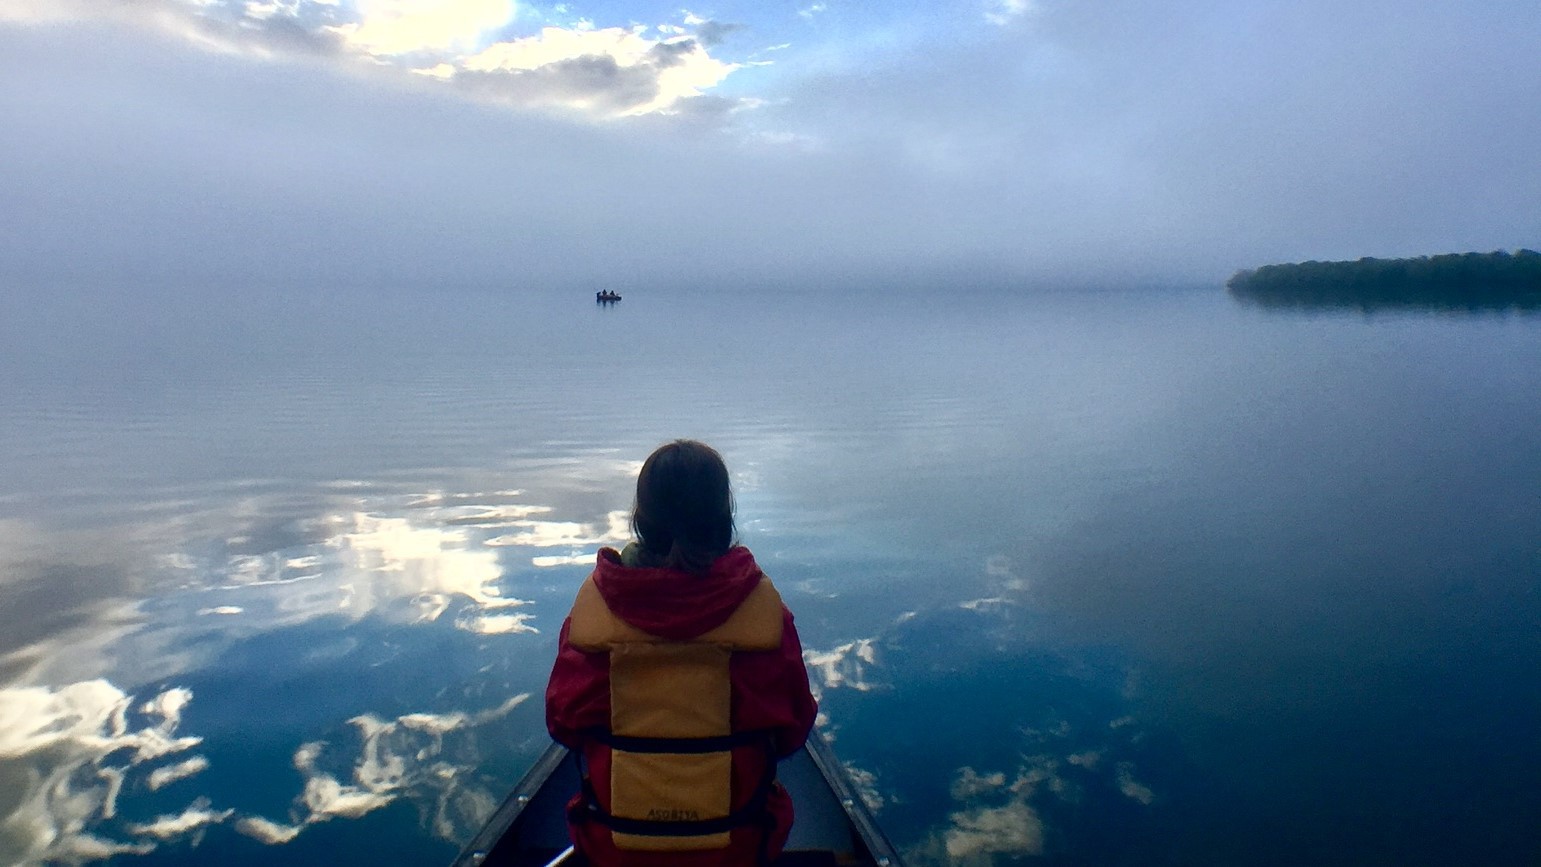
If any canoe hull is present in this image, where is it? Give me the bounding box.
[452,732,900,866]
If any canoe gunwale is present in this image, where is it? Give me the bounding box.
[450,732,903,867]
[451,744,569,867]
[801,733,902,866]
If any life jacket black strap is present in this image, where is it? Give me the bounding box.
[573,731,782,840]
[583,799,771,837]
[582,727,774,754]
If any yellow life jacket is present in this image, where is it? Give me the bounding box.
[567,574,785,851]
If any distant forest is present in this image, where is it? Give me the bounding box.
[1227,249,1541,311]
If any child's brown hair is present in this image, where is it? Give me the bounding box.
[631,439,736,573]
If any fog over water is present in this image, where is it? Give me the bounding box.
[1,287,1537,865]
[3,1,1540,289]
[4,2,1540,863]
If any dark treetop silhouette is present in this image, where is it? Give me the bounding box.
[1227,249,1541,311]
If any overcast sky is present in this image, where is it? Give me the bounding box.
[2,0,1538,291]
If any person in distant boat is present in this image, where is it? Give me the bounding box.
[546,440,817,866]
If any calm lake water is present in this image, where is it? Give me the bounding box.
[1,285,1538,866]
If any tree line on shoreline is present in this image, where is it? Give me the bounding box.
[1227,249,1541,311]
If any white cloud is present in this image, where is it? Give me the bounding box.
[332,0,517,56]
[985,553,1028,591]
[843,761,886,811]
[915,727,1159,863]
[465,25,647,71]
[1116,762,1155,805]
[945,799,1045,860]
[0,0,98,23]
[1066,750,1101,770]
[457,25,738,116]
[244,0,301,20]
[436,504,554,526]
[21,489,584,680]
[484,509,629,549]
[299,761,397,819]
[414,62,457,79]
[233,815,303,844]
[454,610,539,634]
[0,680,205,865]
[0,681,201,764]
[803,638,880,694]
[147,756,212,790]
[950,767,1007,800]
[915,764,1053,863]
[325,511,537,633]
[140,688,194,730]
[125,800,233,839]
[239,695,529,843]
[0,676,534,860]
[985,0,1035,26]
[38,834,154,863]
[530,553,593,567]
[956,553,1031,612]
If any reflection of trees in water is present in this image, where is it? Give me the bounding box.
[806,599,1183,866]
[1228,249,1541,312]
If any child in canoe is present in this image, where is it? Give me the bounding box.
[546,439,817,866]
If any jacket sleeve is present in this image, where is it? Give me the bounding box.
[544,616,612,747]
[774,608,818,758]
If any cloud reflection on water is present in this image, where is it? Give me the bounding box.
[803,637,882,697]
[803,553,1163,865]
[163,490,627,647]
[0,680,202,865]
[331,511,530,631]
[236,694,529,847]
[0,677,531,865]
[2,486,598,685]
[147,756,211,791]
[0,520,159,687]
[125,799,232,841]
[0,480,627,864]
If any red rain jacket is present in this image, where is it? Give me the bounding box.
[546,545,817,866]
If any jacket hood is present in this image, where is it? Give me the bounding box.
[591,544,764,641]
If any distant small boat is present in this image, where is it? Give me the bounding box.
[450,730,903,866]
[595,291,621,303]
